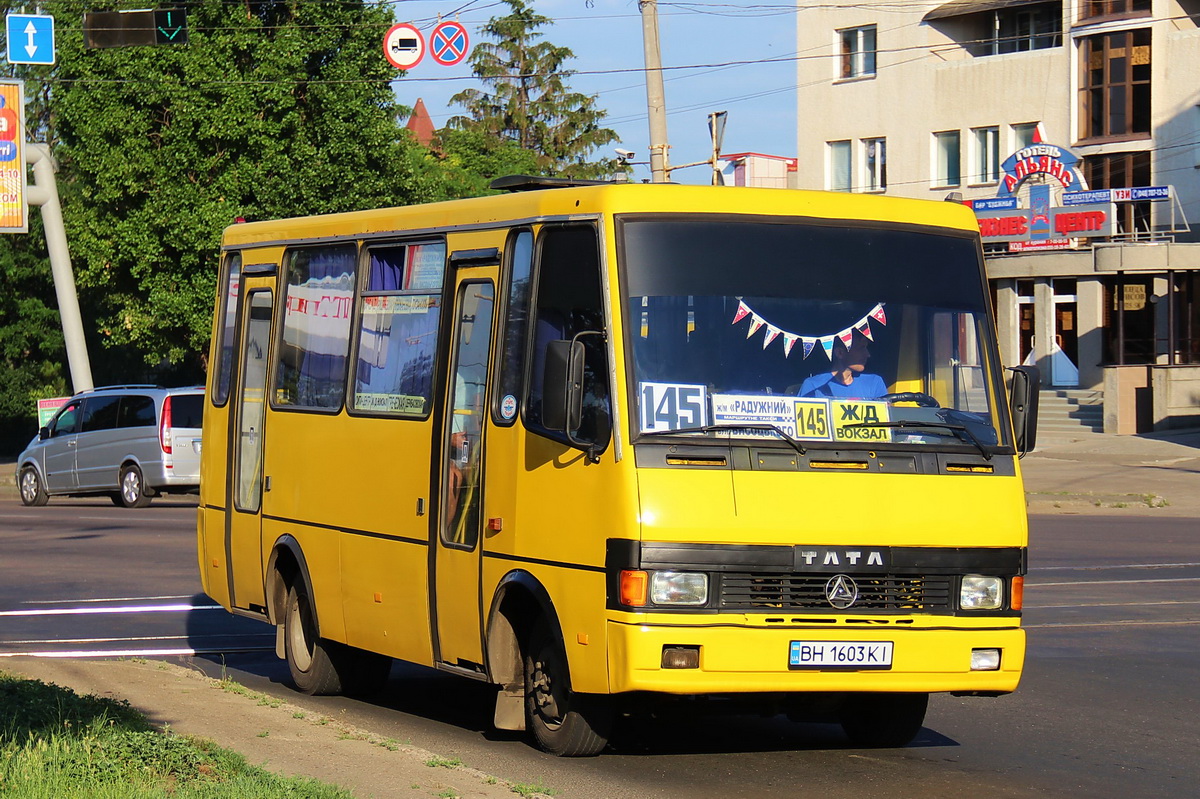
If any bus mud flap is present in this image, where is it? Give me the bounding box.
[494,682,526,731]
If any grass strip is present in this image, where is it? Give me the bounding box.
[0,670,354,798]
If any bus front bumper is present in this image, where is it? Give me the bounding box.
[606,618,1025,695]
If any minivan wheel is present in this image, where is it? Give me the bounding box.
[119,465,153,508]
[19,467,49,507]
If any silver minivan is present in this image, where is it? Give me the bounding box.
[16,385,204,507]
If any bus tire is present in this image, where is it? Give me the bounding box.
[19,466,49,507]
[283,581,343,696]
[523,620,612,756]
[839,692,928,748]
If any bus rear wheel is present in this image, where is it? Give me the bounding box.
[284,581,344,695]
[283,580,391,697]
[523,621,612,756]
[839,692,928,748]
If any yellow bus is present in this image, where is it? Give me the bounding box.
[198,177,1039,756]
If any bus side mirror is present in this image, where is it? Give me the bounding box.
[1008,365,1040,455]
[543,339,584,434]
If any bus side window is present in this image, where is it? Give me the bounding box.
[494,229,533,426]
[525,225,611,450]
[213,252,242,407]
[275,244,357,411]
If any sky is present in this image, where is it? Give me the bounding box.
[388,1,798,184]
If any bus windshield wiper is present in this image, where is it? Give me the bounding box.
[649,424,807,455]
[845,421,992,460]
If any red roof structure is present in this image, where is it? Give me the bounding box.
[404,98,436,147]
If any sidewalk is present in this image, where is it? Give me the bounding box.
[1021,427,1200,516]
[0,656,534,799]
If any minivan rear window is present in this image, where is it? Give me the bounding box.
[172,395,204,428]
[118,396,155,428]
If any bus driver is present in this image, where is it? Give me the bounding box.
[798,333,887,400]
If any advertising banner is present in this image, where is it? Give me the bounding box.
[0,80,26,233]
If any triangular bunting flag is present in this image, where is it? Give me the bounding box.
[820,337,835,359]
[763,326,781,348]
[783,333,798,357]
[838,328,854,348]
[870,304,887,325]
[747,315,764,337]
[801,338,816,359]
[732,301,750,325]
[858,319,874,341]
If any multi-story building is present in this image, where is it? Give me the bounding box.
[795,1,1200,432]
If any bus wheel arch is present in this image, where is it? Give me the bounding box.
[266,537,390,698]
[487,571,556,732]
[265,536,312,628]
[487,571,612,755]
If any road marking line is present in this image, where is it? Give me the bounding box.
[1027,620,1200,628]
[1033,562,1200,571]
[3,634,272,645]
[0,603,222,617]
[22,595,196,605]
[1027,600,1200,609]
[0,646,274,659]
[1029,577,1200,587]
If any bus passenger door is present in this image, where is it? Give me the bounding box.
[434,276,496,670]
[226,288,273,610]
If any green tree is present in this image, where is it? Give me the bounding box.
[432,126,542,194]
[448,0,621,180]
[8,0,455,372]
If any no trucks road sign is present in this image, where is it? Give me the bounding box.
[384,22,424,70]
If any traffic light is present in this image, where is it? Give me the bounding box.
[83,8,187,48]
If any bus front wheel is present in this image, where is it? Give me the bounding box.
[839,692,928,748]
[523,621,613,756]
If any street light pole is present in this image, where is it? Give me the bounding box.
[639,0,670,183]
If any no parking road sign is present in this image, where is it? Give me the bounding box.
[430,20,469,66]
[384,22,424,70]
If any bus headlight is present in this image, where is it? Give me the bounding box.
[960,576,1004,610]
[650,571,709,606]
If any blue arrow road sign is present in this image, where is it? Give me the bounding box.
[6,14,55,66]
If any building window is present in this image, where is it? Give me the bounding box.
[1012,122,1039,151]
[864,137,886,191]
[839,25,876,79]
[1079,28,1151,142]
[971,127,1000,184]
[994,3,1061,54]
[1081,0,1151,22]
[1082,151,1152,235]
[934,130,961,187]
[829,140,852,191]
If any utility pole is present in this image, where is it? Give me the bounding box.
[26,143,94,392]
[709,110,727,185]
[639,0,670,183]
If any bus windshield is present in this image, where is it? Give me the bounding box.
[619,215,1010,452]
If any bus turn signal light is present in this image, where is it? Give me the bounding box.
[1011,576,1024,611]
[620,570,648,607]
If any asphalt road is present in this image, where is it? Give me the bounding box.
[1,497,1196,797]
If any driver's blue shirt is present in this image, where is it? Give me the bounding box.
[798,372,887,400]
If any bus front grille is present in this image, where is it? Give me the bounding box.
[719,573,954,612]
